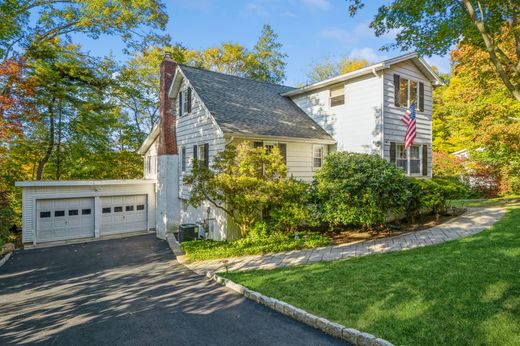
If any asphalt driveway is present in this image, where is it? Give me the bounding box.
[0,234,344,345]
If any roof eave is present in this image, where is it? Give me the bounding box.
[223,132,336,145]
[137,124,160,155]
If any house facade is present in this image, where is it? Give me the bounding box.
[17,52,441,245]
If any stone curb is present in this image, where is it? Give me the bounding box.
[0,252,12,268]
[165,234,188,264]
[207,272,394,346]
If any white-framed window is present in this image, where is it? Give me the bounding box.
[313,145,324,169]
[198,143,209,168]
[330,84,345,107]
[394,74,424,111]
[181,147,186,172]
[395,143,422,175]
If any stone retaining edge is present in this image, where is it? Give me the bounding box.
[207,271,394,346]
[0,252,12,268]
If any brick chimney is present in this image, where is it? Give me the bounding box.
[158,53,178,155]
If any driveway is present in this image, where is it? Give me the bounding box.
[0,235,343,345]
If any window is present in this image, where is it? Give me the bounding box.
[394,74,425,111]
[146,156,151,175]
[198,143,209,168]
[330,84,344,107]
[313,145,324,169]
[114,206,123,213]
[136,205,145,211]
[102,207,111,214]
[55,210,65,217]
[68,210,79,216]
[410,145,421,174]
[253,141,287,164]
[126,205,134,212]
[181,147,186,172]
[181,87,192,115]
[396,144,407,171]
[82,209,91,215]
[40,211,51,218]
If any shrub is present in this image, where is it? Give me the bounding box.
[432,151,465,176]
[314,152,410,230]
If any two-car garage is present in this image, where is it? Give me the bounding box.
[16,180,156,245]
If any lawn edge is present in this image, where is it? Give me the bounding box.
[207,271,394,346]
[0,252,12,268]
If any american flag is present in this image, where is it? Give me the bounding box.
[401,102,416,149]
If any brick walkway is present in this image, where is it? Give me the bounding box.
[184,206,505,275]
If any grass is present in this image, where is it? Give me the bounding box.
[449,195,520,208]
[223,204,520,346]
[181,232,330,261]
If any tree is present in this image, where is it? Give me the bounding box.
[247,24,288,84]
[184,142,290,237]
[305,56,368,83]
[346,1,520,101]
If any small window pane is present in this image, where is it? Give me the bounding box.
[55,210,65,217]
[114,206,123,213]
[410,146,420,159]
[313,146,323,168]
[136,205,145,211]
[68,210,79,216]
[126,205,134,212]
[400,78,409,107]
[40,211,51,218]
[410,80,417,107]
[102,207,111,214]
[330,85,344,107]
[82,209,91,215]
[198,144,207,166]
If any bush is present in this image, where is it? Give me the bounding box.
[314,152,410,230]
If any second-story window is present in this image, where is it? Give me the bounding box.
[330,84,345,107]
[197,143,209,168]
[394,74,425,111]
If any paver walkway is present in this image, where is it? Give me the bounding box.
[186,206,504,275]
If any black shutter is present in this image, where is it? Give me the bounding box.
[178,91,183,116]
[181,147,186,171]
[253,141,263,148]
[422,144,428,176]
[390,142,396,164]
[278,143,287,164]
[204,143,209,167]
[187,87,192,113]
[419,82,424,112]
[193,145,198,161]
[393,74,400,107]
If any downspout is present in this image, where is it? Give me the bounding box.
[372,67,385,159]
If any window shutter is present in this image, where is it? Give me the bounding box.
[178,91,183,116]
[393,74,400,107]
[187,87,192,113]
[253,141,263,148]
[422,144,428,176]
[419,82,424,112]
[390,142,396,164]
[193,145,198,161]
[278,143,287,164]
[204,143,209,167]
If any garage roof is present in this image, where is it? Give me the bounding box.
[15,180,156,187]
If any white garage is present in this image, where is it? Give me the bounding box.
[16,180,156,245]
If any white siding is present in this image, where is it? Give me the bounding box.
[174,77,229,240]
[382,60,433,176]
[144,141,158,179]
[292,74,383,154]
[20,182,156,244]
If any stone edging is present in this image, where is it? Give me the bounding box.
[166,233,188,263]
[0,252,12,268]
[207,272,394,346]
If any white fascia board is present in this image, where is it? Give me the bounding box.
[15,179,157,187]
[225,133,336,145]
[138,124,160,155]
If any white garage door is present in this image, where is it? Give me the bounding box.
[37,198,95,243]
[100,195,148,236]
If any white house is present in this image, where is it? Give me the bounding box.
[16,52,442,245]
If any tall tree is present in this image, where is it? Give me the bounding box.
[345,0,520,101]
[305,57,368,83]
[247,24,288,84]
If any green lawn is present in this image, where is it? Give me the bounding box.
[223,204,520,346]
[449,195,520,208]
[181,232,330,261]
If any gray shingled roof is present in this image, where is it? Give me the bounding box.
[179,65,334,141]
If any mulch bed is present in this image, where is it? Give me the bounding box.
[325,208,466,246]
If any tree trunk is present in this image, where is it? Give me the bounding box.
[462,0,520,101]
[55,101,63,180]
[36,103,55,180]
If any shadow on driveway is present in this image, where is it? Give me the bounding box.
[0,234,344,345]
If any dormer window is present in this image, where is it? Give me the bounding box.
[330,84,344,107]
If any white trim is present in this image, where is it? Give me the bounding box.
[138,124,160,155]
[226,133,336,145]
[16,180,156,187]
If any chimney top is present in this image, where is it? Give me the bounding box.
[164,52,173,61]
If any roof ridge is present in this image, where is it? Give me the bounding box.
[178,63,294,90]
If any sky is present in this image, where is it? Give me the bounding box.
[78,0,451,86]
